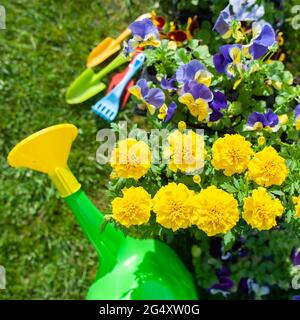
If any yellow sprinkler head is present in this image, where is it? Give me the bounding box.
[8,124,81,197]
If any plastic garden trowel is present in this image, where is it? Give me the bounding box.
[92,53,145,122]
[87,13,151,68]
[7,124,198,300]
[66,52,129,105]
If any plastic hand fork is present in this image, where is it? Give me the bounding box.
[106,52,140,110]
[92,53,145,122]
[107,72,134,110]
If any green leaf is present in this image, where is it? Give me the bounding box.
[223,231,236,251]
[220,182,237,193]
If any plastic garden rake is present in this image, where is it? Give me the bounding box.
[92,53,145,122]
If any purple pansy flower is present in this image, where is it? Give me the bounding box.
[126,18,160,55]
[210,267,234,296]
[160,75,177,91]
[176,60,206,83]
[292,295,300,300]
[178,82,213,122]
[163,102,177,123]
[246,109,279,131]
[214,0,265,36]
[180,80,198,95]
[214,5,232,36]
[213,44,243,78]
[129,18,159,39]
[248,22,276,59]
[129,79,165,114]
[176,60,213,87]
[291,247,300,266]
[209,91,227,122]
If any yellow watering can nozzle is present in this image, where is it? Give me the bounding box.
[7,124,81,197]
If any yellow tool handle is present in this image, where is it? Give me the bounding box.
[113,28,132,46]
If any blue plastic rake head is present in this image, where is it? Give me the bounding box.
[92,53,145,122]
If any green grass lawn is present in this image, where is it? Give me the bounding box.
[0,0,152,299]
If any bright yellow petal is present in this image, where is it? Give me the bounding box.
[128,86,142,100]
[229,47,242,63]
[146,103,156,115]
[178,93,195,106]
[195,70,213,87]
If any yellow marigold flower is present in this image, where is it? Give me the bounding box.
[257,136,265,145]
[110,138,151,180]
[163,130,205,174]
[112,187,152,227]
[247,146,288,187]
[178,120,186,132]
[211,134,253,176]
[193,175,201,184]
[243,188,284,230]
[293,196,300,218]
[192,186,239,236]
[153,183,196,231]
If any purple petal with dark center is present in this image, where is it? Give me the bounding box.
[181,80,198,95]
[265,109,279,127]
[213,5,231,35]
[209,91,227,121]
[129,18,158,39]
[249,43,268,60]
[249,23,276,59]
[213,53,227,74]
[292,295,300,300]
[160,76,177,91]
[221,44,242,61]
[186,60,205,79]
[190,83,213,102]
[176,60,205,83]
[211,277,234,291]
[291,247,300,266]
[144,88,165,108]
[247,112,267,127]
[163,102,177,123]
[176,63,187,83]
[136,79,149,97]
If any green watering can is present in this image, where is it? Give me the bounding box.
[7,124,197,300]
